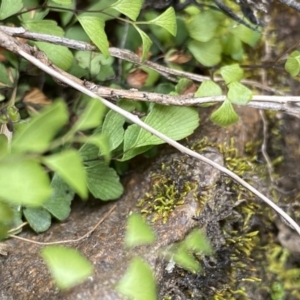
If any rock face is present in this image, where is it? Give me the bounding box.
[0,107,266,299]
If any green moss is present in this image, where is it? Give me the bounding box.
[137,160,198,223]
[140,113,300,299]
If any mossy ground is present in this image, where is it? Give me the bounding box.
[138,112,300,299]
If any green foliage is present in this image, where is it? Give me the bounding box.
[111,0,143,22]
[186,10,221,43]
[85,161,124,200]
[210,98,239,126]
[77,16,110,58]
[73,98,106,131]
[116,257,157,300]
[0,0,23,20]
[23,207,52,232]
[40,245,94,290]
[12,101,68,153]
[43,150,87,199]
[43,174,74,221]
[0,157,52,206]
[125,213,156,248]
[163,229,212,273]
[220,64,244,84]
[147,7,177,36]
[188,39,222,67]
[228,81,252,105]
[0,0,293,297]
[285,50,300,77]
[122,105,199,160]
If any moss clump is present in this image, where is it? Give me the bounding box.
[160,136,280,299]
[137,159,198,223]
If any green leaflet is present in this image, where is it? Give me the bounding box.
[85,161,123,200]
[0,0,23,20]
[43,150,87,199]
[41,246,94,290]
[148,7,177,36]
[125,213,156,248]
[210,98,239,126]
[73,98,106,131]
[188,39,222,67]
[78,16,109,57]
[285,50,300,77]
[111,0,142,21]
[116,257,157,300]
[0,157,51,206]
[227,81,252,105]
[187,10,219,42]
[35,42,73,71]
[12,101,68,153]
[134,26,152,62]
[220,64,244,84]
[122,105,199,161]
[43,174,74,221]
[23,207,52,233]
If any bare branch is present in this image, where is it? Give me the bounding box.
[0,25,286,95]
[0,29,299,235]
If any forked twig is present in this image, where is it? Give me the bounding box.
[0,30,299,235]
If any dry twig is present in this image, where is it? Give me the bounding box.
[0,29,299,235]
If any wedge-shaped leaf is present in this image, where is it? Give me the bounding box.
[111,0,142,21]
[86,161,123,200]
[102,110,126,151]
[0,158,51,206]
[23,207,52,233]
[210,99,239,127]
[188,39,222,67]
[285,51,300,77]
[12,101,68,153]
[116,257,157,300]
[23,20,65,36]
[41,246,93,290]
[43,174,74,221]
[184,229,213,255]
[220,64,244,84]
[134,26,152,62]
[187,10,219,42]
[35,42,73,71]
[125,213,156,248]
[43,150,87,199]
[173,245,201,273]
[230,23,261,47]
[74,98,106,131]
[124,105,199,152]
[228,81,252,105]
[195,80,222,97]
[0,0,23,20]
[78,16,109,57]
[148,7,177,36]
